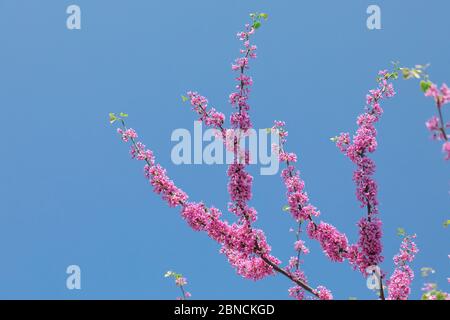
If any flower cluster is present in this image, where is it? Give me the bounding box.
[111,16,447,301]
[222,248,280,281]
[130,142,154,163]
[425,83,450,106]
[288,285,305,301]
[147,164,189,208]
[229,23,257,132]
[444,142,450,160]
[421,283,450,300]
[307,221,349,263]
[423,83,449,160]
[425,116,445,140]
[386,234,418,300]
[313,286,333,300]
[117,125,279,282]
[227,164,253,204]
[117,126,188,209]
[275,121,349,264]
[187,91,225,130]
[221,19,288,284]
[117,128,138,142]
[353,217,384,273]
[181,202,209,231]
[294,240,309,255]
[387,268,414,301]
[335,70,397,275]
[165,271,192,300]
[287,270,308,301]
[275,123,319,223]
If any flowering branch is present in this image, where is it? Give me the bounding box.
[386,232,418,300]
[424,83,450,159]
[333,69,398,299]
[108,15,446,300]
[400,65,450,160]
[111,112,325,298]
[165,271,191,300]
[184,14,331,299]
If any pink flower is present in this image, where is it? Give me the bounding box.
[422,283,436,292]
[423,83,449,157]
[149,164,189,207]
[279,152,297,163]
[425,83,450,105]
[205,108,225,128]
[175,277,187,287]
[223,249,280,281]
[335,71,397,274]
[426,116,440,132]
[314,286,333,300]
[227,164,253,207]
[181,203,209,231]
[441,84,450,104]
[392,234,418,266]
[288,256,299,269]
[335,133,350,152]
[294,240,310,254]
[117,128,138,142]
[425,84,440,100]
[288,286,305,301]
[130,142,155,164]
[187,92,225,130]
[355,217,383,273]
[387,266,413,300]
[307,221,349,262]
[442,142,450,160]
[387,235,418,300]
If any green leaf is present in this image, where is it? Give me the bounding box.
[119,112,129,118]
[443,220,450,228]
[109,113,117,124]
[330,136,339,143]
[181,95,189,103]
[259,13,268,20]
[420,80,432,93]
[436,291,447,300]
[397,228,406,237]
[401,68,411,80]
[411,69,421,79]
[253,21,262,29]
[282,205,290,212]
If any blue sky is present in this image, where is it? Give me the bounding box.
[0,0,448,300]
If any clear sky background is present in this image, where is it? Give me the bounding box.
[0,0,449,300]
